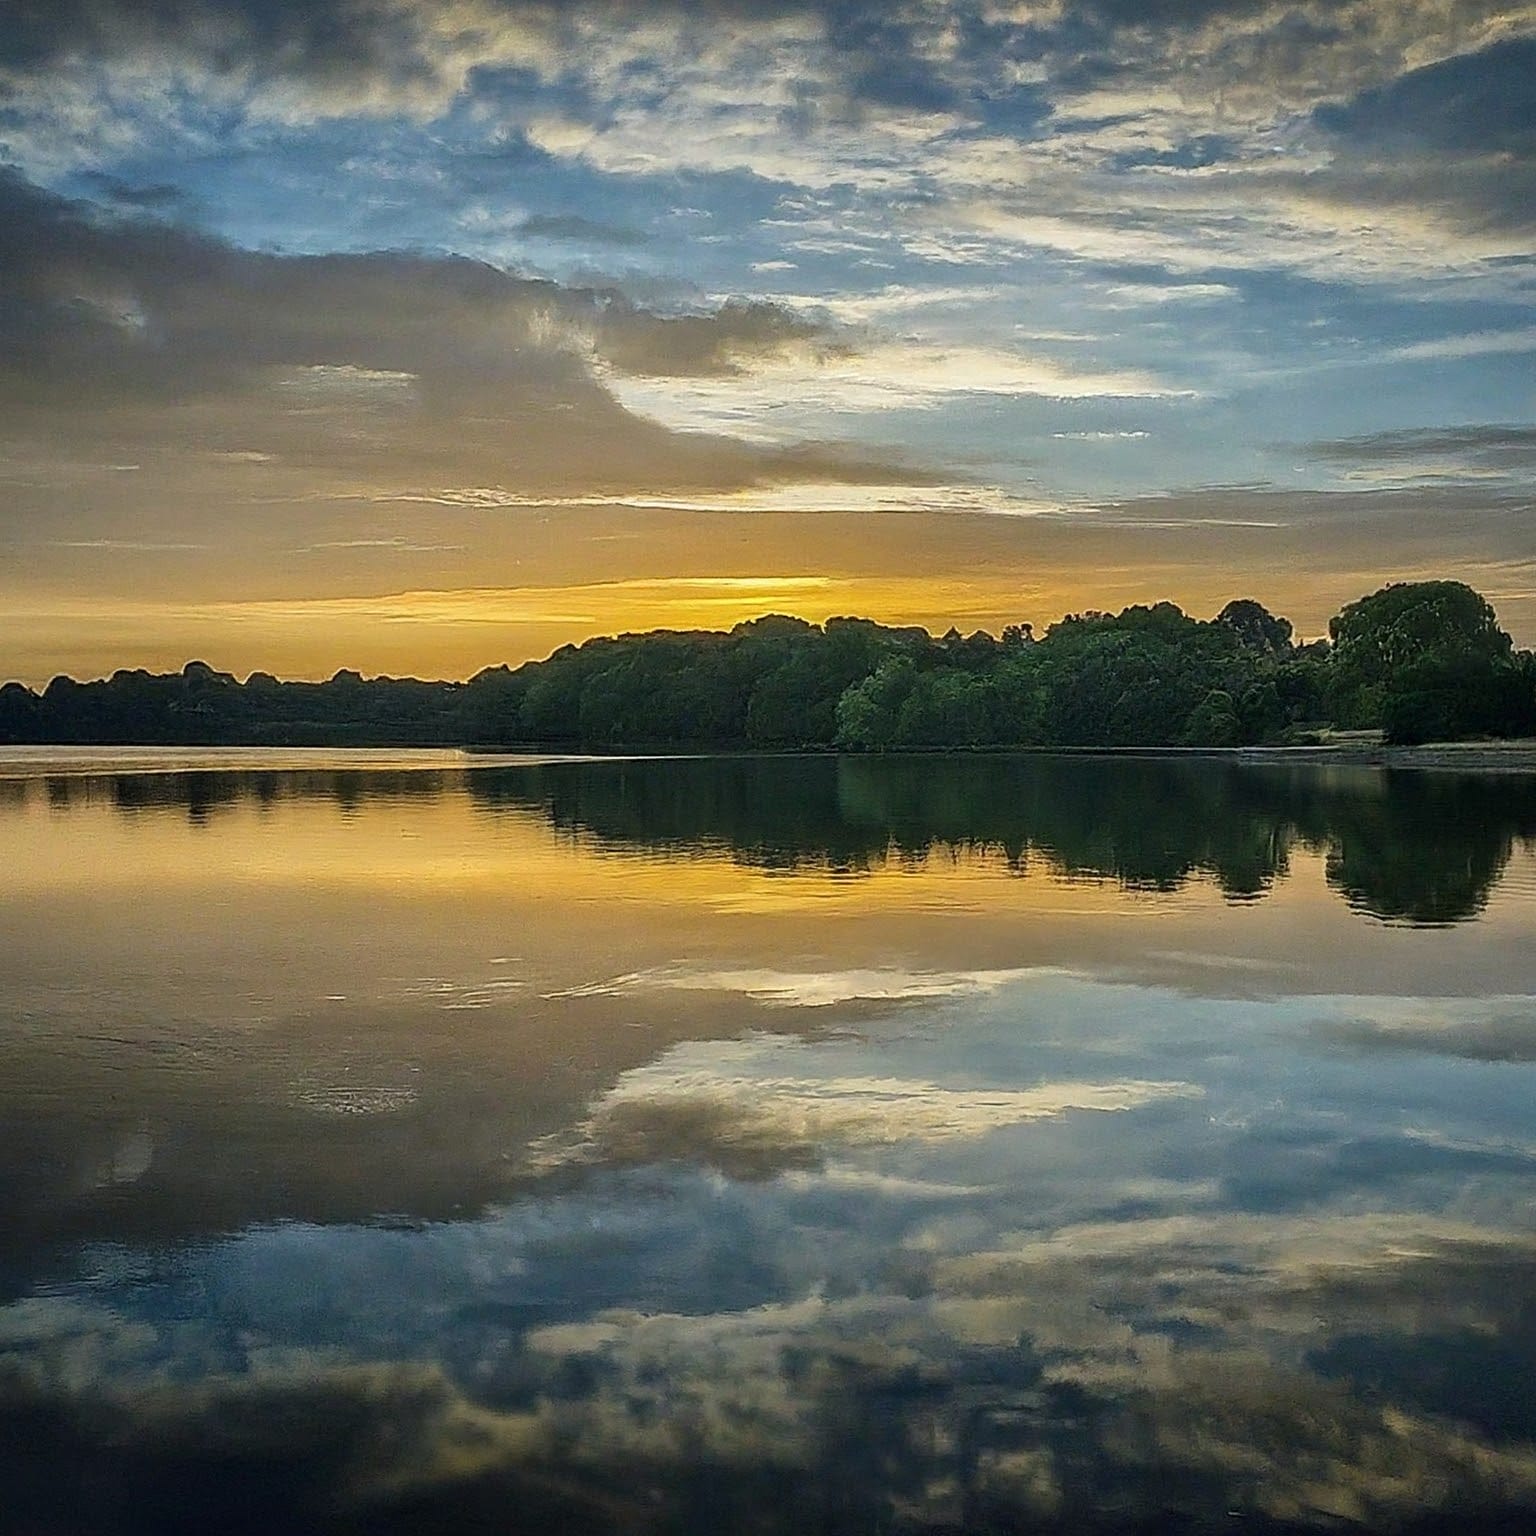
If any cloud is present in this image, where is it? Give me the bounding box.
[44,538,205,551]
[595,298,827,378]
[1313,35,1536,160]
[1301,424,1536,485]
[605,337,1195,442]
[76,172,188,210]
[1090,281,1236,308]
[774,282,1020,324]
[515,212,649,246]
[1053,429,1150,440]
[1305,423,1536,460]
[5,0,1522,132]
[902,15,1536,285]
[369,482,1065,514]
[1267,35,1536,250]
[0,167,932,503]
[0,2,972,187]
[303,536,469,553]
[1392,326,1536,361]
[0,0,1528,370]
[0,0,553,126]
[0,168,816,401]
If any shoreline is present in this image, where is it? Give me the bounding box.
[996,740,1536,773]
[6,739,1536,775]
[1234,741,1536,774]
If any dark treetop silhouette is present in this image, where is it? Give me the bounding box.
[4,582,1533,750]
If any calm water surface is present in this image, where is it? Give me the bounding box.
[3,750,1536,1534]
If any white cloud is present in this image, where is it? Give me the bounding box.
[1093,283,1237,308]
[1392,325,1536,361]
[1052,431,1151,441]
[357,483,1070,515]
[773,284,1020,323]
[602,340,1195,441]
[943,185,1530,286]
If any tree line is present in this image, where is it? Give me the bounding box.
[3,580,1533,749]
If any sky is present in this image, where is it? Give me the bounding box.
[1,0,1533,681]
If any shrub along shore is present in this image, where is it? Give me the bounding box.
[5,580,1534,752]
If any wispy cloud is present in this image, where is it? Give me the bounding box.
[1392,326,1536,361]
[605,340,1196,440]
[1300,423,1536,486]
[43,539,206,551]
[354,483,1069,516]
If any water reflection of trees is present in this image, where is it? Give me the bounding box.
[468,756,1536,927]
[27,768,454,823]
[1319,770,1535,927]
[19,755,1536,925]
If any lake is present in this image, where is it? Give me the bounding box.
[3,749,1536,1534]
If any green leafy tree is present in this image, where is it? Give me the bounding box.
[894,669,996,747]
[1214,599,1293,657]
[1329,581,1513,730]
[1182,689,1241,746]
[835,658,918,750]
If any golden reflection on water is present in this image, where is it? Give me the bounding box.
[5,761,1534,994]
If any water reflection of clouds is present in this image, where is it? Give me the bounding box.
[1317,996,1536,1062]
[531,1032,1199,1178]
[546,963,1046,1006]
[8,1201,1536,1531]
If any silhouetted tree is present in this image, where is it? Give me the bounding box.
[3,581,1529,751]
